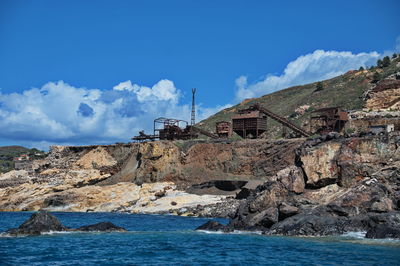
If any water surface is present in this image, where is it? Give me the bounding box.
[1,212,399,265]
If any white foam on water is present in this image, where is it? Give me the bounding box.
[196,229,263,235]
[341,231,366,239]
[41,231,75,235]
[196,230,225,234]
[335,231,400,246]
[232,230,263,235]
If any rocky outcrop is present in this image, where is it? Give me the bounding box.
[366,224,400,239]
[74,222,126,232]
[5,211,126,236]
[195,221,230,232]
[298,134,399,189]
[365,79,400,111]
[0,181,229,215]
[6,211,67,236]
[197,133,400,238]
[0,139,302,216]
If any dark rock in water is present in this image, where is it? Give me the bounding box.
[6,211,67,236]
[75,222,127,232]
[366,224,400,239]
[5,211,127,236]
[195,221,229,232]
[267,212,349,236]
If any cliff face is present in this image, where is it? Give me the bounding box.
[300,135,398,188]
[77,139,302,187]
[222,133,400,237]
[0,139,303,213]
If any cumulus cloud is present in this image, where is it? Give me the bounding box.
[0,80,226,149]
[235,49,380,101]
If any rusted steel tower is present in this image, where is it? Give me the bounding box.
[191,88,196,126]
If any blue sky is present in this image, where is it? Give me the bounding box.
[0,0,399,149]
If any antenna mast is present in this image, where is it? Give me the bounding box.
[191,88,196,126]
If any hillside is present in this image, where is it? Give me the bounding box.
[0,146,46,173]
[198,54,400,138]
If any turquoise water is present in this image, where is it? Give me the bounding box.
[1,212,399,265]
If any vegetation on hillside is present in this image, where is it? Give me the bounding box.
[198,54,400,138]
[0,146,47,173]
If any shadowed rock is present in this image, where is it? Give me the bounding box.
[6,211,67,236]
[74,222,126,232]
[366,224,400,239]
[5,211,127,236]
[195,221,230,232]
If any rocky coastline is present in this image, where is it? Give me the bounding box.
[197,133,400,239]
[1,133,400,238]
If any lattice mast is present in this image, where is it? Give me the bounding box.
[191,88,196,126]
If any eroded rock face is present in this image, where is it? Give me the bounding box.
[0,139,302,216]
[365,79,400,111]
[195,134,400,237]
[300,142,341,188]
[299,135,400,189]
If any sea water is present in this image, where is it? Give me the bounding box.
[1,212,399,265]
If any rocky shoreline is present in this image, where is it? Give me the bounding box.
[1,134,400,238]
[197,133,400,239]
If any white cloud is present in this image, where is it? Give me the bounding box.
[0,80,222,149]
[235,49,380,101]
[113,79,179,102]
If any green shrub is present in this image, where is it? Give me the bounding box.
[372,72,381,82]
[382,56,391,67]
[315,82,324,92]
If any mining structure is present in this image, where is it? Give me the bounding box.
[232,104,311,139]
[309,107,348,134]
[133,87,399,142]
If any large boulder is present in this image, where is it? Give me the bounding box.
[267,209,367,236]
[6,211,67,236]
[366,224,400,239]
[276,166,305,194]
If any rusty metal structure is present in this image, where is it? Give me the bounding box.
[132,117,219,142]
[232,108,267,139]
[131,130,158,142]
[310,107,348,134]
[189,125,219,139]
[216,121,232,138]
[232,104,311,139]
[154,118,196,140]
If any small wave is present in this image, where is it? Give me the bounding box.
[196,230,225,234]
[232,230,263,235]
[41,231,75,235]
[196,230,263,235]
[0,232,19,238]
[334,231,400,246]
[341,231,366,239]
